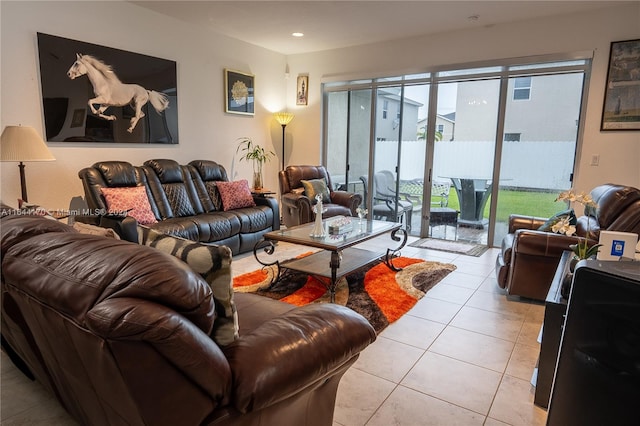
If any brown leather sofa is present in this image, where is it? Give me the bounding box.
[79,159,279,255]
[278,165,362,228]
[1,215,376,426]
[495,184,640,300]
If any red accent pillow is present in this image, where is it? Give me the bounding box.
[100,186,157,225]
[216,180,256,211]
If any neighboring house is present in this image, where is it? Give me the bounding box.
[375,88,422,141]
[454,74,583,142]
[417,113,456,141]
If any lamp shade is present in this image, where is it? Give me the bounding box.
[1,126,55,162]
[274,112,294,126]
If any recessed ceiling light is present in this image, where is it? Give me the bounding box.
[292,32,304,37]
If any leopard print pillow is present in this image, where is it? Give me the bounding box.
[137,226,238,346]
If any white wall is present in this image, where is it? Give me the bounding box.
[1,1,288,209]
[286,3,640,196]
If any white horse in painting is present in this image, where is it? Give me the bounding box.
[67,53,169,133]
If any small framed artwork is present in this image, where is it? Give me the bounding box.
[297,75,308,106]
[225,69,255,116]
[601,39,640,131]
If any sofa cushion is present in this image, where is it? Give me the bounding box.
[137,226,239,346]
[538,209,576,233]
[301,178,330,204]
[100,186,158,225]
[216,180,256,211]
[204,182,224,211]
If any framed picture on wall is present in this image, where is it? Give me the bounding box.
[36,32,179,143]
[297,75,308,106]
[601,39,640,131]
[225,69,255,116]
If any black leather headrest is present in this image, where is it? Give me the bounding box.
[93,161,137,186]
[144,159,184,183]
[189,160,228,182]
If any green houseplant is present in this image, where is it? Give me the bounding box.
[236,137,275,190]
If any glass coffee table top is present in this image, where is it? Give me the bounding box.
[264,219,401,251]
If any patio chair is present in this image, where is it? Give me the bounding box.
[431,180,451,207]
[360,171,418,230]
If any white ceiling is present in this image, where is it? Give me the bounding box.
[130,1,629,55]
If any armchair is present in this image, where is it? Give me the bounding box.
[495,184,640,301]
[279,165,362,228]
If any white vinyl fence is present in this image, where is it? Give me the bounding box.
[374,140,575,191]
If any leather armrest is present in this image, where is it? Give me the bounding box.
[223,303,376,414]
[508,214,548,233]
[330,191,362,215]
[253,196,280,230]
[512,230,581,257]
[281,192,310,209]
[87,298,231,403]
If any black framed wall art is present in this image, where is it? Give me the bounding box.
[601,39,640,131]
[37,32,179,143]
[224,69,254,116]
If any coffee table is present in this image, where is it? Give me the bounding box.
[253,219,408,302]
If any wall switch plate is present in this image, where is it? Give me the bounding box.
[590,154,599,166]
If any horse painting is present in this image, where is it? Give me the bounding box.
[67,53,169,133]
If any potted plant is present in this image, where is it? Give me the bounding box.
[554,189,602,268]
[236,137,275,190]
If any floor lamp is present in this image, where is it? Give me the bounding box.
[0,125,55,203]
[274,112,294,171]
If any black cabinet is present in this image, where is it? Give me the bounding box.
[546,260,640,426]
[534,251,570,409]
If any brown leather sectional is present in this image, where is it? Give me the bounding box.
[1,215,376,425]
[495,184,640,300]
[79,159,279,254]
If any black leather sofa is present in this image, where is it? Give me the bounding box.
[78,159,279,255]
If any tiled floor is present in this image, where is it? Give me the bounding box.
[1,235,548,425]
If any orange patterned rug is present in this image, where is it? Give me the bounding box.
[233,256,456,333]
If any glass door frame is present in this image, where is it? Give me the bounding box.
[322,52,593,246]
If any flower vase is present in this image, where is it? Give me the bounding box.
[569,256,579,273]
[252,161,263,190]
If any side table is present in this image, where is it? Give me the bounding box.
[251,189,276,198]
[533,250,571,408]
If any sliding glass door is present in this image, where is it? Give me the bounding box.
[323,54,591,247]
[492,71,585,245]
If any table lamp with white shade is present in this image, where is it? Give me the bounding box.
[1,125,55,203]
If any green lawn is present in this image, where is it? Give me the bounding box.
[400,182,565,222]
[434,189,563,222]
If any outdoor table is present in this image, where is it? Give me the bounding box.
[442,176,492,228]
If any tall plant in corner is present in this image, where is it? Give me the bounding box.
[236,137,275,190]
